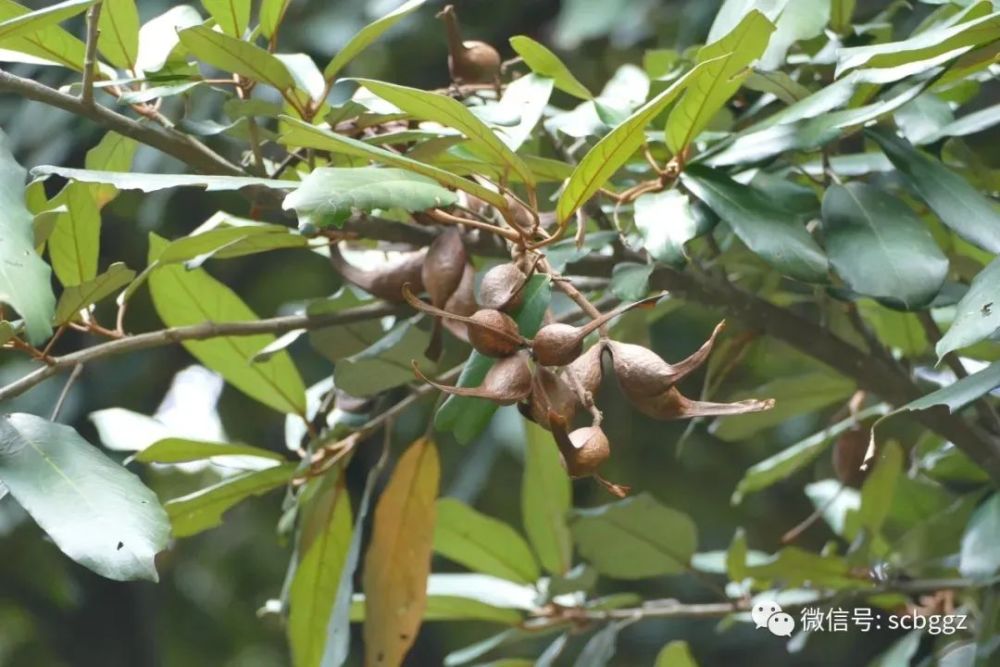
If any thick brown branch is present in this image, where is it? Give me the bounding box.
[0,68,243,176]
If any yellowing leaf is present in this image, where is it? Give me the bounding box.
[363,438,439,667]
[355,79,536,186]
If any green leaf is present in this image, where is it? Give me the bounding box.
[148,234,307,415]
[555,60,711,224]
[936,257,1000,359]
[334,318,433,398]
[927,102,1000,142]
[707,0,787,43]
[633,189,712,266]
[259,0,290,38]
[493,74,554,151]
[156,221,307,265]
[0,0,93,43]
[0,0,87,70]
[570,493,697,579]
[54,262,134,324]
[31,165,294,193]
[959,493,1000,580]
[758,0,829,70]
[283,167,457,230]
[522,422,572,576]
[732,404,891,502]
[200,0,249,37]
[0,413,169,581]
[279,116,507,210]
[0,129,55,343]
[743,70,811,105]
[821,183,948,310]
[178,23,293,90]
[433,498,540,584]
[655,641,699,667]
[830,0,856,33]
[609,262,653,301]
[84,132,138,208]
[837,9,1000,76]
[165,463,295,537]
[509,35,592,100]
[744,546,870,589]
[289,472,352,667]
[48,183,100,287]
[666,11,775,154]
[575,622,621,667]
[323,0,424,80]
[896,361,1000,416]
[713,371,855,441]
[355,79,535,186]
[135,5,203,74]
[435,275,551,444]
[869,129,1000,255]
[133,438,285,464]
[681,165,829,283]
[844,440,902,543]
[98,0,139,70]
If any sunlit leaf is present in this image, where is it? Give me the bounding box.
[48,183,100,287]
[936,257,1000,359]
[98,0,139,70]
[0,0,87,70]
[133,438,284,464]
[633,189,713,267]
[363,438,439,667]
[31,165,294,193]
[0,0,93,43]
[201,0,249,37]
[84,132,138,208]
[0,413,169,581]
[259,0,291,38]
[509,35,592,100]
[655,641,699,667]
[54,262,134,324]
[178,23,294,90]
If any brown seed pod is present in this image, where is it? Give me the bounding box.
[479,263,528,312]
[328,245,426,302]
[608,321,726,397]
[626,385,774,421]
[441,263,477,343]
[422,228,467,309]
[437,4,501,87]
[525,366,579,430]
[412,354,531,406]
[532,293,665,367]
[833,426,870,488]
[504,193,536,232]
[564,342,607,401]
[402,285,525,358]
[548,412,630,498]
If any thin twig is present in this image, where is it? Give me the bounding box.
[81,1,103,106]
[50,364,84,422]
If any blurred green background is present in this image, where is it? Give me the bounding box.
[0,0,933,665]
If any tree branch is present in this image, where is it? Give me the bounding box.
[0,68,243,176]
[0,302,406,403]
[80,1,102,106]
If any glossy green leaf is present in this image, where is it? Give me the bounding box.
[178,24,294,90]
[283,167,457,229]
[927,102,1000,142]
[289,472,352,667]
[759,0,829,70]
[937,256,1000,359]
[435,275,550,444]
[280,116,507,209]
[323,0,424,80]
[133,438,284,464]
[556,61,710,224]
[355,79,535,186]
[522,422,572,576]
[0,413,169,581]
[135,5,202,74]
[655,641,699,667]
[836,9,1000,76]
[509,35,592,99]
[493,74,554,151]
[54,262,134,324]
[821,183,948,310]
[570,492,697,579]
[0,130,55,343]
[682,165,829,283]
[633,189,711,266]
[666,11,775,154]
[334,318,433,398]
[148,234,307,415]
[732,404,890,502]
[610,262,653,301]
[201,0,249,37]
[707,0,786,43]
[0,0,87,70]
[433,498,540,584]
[869,129,1000,255]
[165,463,295,537]
[31,165,293,193]
[98,0,139,70]
[84,132,138,208]
[898,361,1000,416]
[0,0,93,42]
[959,493,1000,580]
[48,183,100,287]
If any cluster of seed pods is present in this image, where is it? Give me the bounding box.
[329,232,774,495]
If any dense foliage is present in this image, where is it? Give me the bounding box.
[2,0,1000,665]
